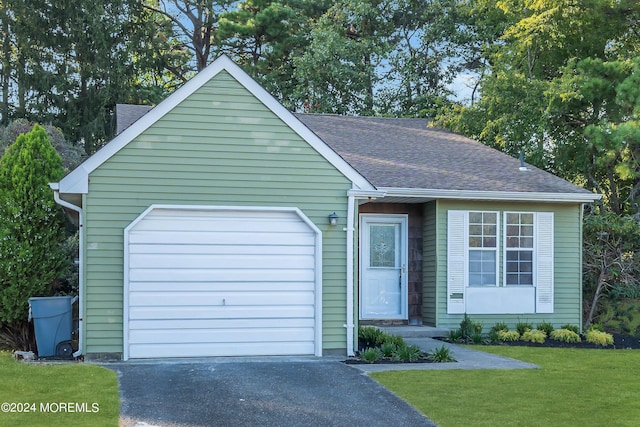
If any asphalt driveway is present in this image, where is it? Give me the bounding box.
[108,358,435,427]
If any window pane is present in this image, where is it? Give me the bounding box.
[370,225,396,267]
[469,212,482,223]
[508,238,519,248]
[521,213,534,224]
[469,225,482,236]
[469,250,496,286]
[506,273,519,285]
[483,224,496,235]
[483,213,497,224]
[483,237,496,247]
[507,213,519,224]
[469,237,482,247]
[506,250,533,285]
[521,225,534,236]
[521,237,534,248]
[506,225,519,236]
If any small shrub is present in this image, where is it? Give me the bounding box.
[488,322,509,343]
[550,328,581,343]
[448,329,463,341]
[358,326,385,349]
[521,329,547,344]
[471,332,484,344]
[536,321,554,336]
[490,322,509,334]
[585,329,614,347]
[588,323,605,332]
[384,334,406,348]
[560,324,580,334]
[488,329,501,343]
[515,321,533,335]
[497,330,520,342]
[458,314,483,340]
[380,341,397,357]
[428,345,455,363]
[393,344,423,362]
[360,347,382,363]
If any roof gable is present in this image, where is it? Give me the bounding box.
[56,55,373,194]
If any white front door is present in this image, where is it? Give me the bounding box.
[360,215,408,319]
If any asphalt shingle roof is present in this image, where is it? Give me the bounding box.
[116,105,592,195]
[294,114,591,195]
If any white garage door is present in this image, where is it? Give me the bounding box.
[124,206,321,359]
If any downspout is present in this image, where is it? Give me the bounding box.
[50,185,84,359]
[344,194,356,356]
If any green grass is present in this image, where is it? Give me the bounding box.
[371,346,640,427]
[0,352,119,426]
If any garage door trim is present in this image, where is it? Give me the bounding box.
[123,204,323,360]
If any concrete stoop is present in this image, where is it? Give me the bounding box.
[377,325,451,339]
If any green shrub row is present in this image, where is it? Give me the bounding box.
[450,316,615,347]
[357,326,455,363]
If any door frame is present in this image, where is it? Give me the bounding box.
[359,214,409,320]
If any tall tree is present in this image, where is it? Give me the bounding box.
[437,0,640,213]
[378,0,461,117]
[1,1,171,154]
[218,0,329,108]
[294,0,396,115]
[143,0,235,76]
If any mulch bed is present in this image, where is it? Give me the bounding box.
[343,355,436,365]
[439,333,640,350]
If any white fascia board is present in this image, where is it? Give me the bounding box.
[57,55,374,195]
[347,188,387,199]
[377,187,602,203]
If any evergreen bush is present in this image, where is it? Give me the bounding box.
[0,125,67,350]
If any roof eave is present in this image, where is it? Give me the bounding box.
[353,187,602,203]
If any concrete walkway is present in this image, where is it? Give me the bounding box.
[349,337,539,373]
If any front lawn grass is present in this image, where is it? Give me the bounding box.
[371,346,640,427]
[0,351,119,426]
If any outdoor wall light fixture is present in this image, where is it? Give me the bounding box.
[328,212,339,226]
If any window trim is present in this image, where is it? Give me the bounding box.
[466,211,500,287]
[503,212,535,287]
[447,209,555,315]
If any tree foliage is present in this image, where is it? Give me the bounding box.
[0,125,67,331]
[0,0,183,155]
[583,212,640,328]
[436,0,640,215]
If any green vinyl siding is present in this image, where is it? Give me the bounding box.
[82,70,352,356]
[434,200,583,331]
[422,201,437,326]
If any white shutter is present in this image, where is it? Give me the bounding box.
[447,210,466,314]
[535,212,554,313]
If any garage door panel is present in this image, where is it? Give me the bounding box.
[125,207,320,359]
[129,317,316,330]
[129,305,315,320]
[128,281,315,293]
[132,216,314,234]
[129,253,315,270]
[129,268,315,283]
[129,244,315,256]
[129,341,316,359]
[129,231,314,246]
[129,291,315,307]
[130,327,314,344]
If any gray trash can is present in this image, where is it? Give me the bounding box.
[28,296,77,358]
